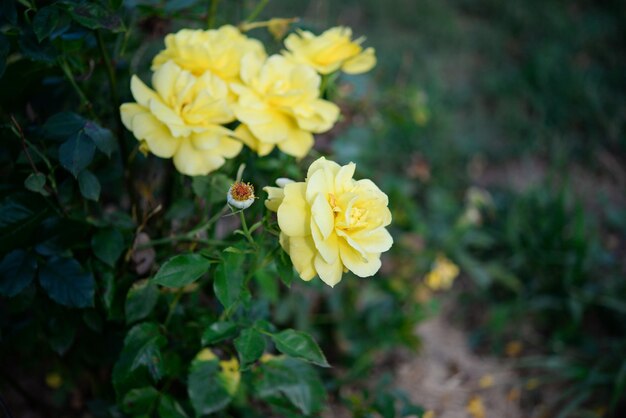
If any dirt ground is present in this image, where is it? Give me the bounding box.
[395,313,523,418]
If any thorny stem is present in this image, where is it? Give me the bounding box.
[135,205,229,249]
[245,0,269,22]
[96,30,139,211]
[207,0,220,28]
[10,115,66,216]
[96,31,126,163]
[58,57,96,120]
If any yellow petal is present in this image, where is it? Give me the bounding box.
[130,112,180,158]
[342,47,376,74]
[276,129,314,158]
[288,236,317,281]
[311,220,339,264]
[151,60,181,102]
[311,194,334,240]
[339,241,381,277]
[263,186,284,212]
[351,227,393,253]
[130,75,160,107]
[334,162,356,193]
[314,253,343,287]
[277,182,310,237]
[120,103,147,131]
[213,136,243,158]
[173,140,224,176]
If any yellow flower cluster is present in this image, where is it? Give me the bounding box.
[424,254,460,290]
[265,157,393,287]
[120,24,376,176]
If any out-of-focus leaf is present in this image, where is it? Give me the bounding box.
[201,321,238,345]
[43,112,85,140]
[0,249,37,297]
[254,357,326,416]
[125,279,159,324]
[112,322,166,390]
[271,329,329,368]
[84,121,116,157]
[152,253,210,288]
[78,169,101,201]
[65,2,125,32]
[92,228,125,267]
[59,131,96,177]
[234,328,265,367]
[24,173,49,196]
[39,256,94,308]
[0,193,49,254]
[122,386,159,414]
[214,251,245,309]
[191,173,233,204]
[18,29,56,63]
[48,317,76,355]
[158,395,189,418]
[188,353,233,416]
[33,5,61,42]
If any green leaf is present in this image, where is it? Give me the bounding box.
[78,169,100,201]
[0,33,10,79]
[24,173,49,196]
[39,256,94,308]
[33,5,61,42]
[0,249,37,297]
[43,112,85,140]
[18,29,56,63]
[213,251,245,309]
[65,2,125,32]
[58,131,96,177]
[188,354,232,416]
[92,228,124,267]
[113,322,167,389]
[125,280,159,324]
[271,330,329,368]
[122,386,159,414]
[276,251,295,287]
[254,357,326,416]
[153,253,210,288]
[0,193,49,254]
[201,321,238,345]
[158,395,189,418]
[84,121,116,157]
[234,328,265,367]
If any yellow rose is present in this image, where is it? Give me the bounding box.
[152,25,266,85]
[283,26,376,75]
[120,60,242,176]
[231,54,339,158]
[264,157,393,287]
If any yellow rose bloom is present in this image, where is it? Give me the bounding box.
[264,157,393,287]
[152,25,266,85]
[231,54,339,158]
[120,60,242,176]
[283,26,376,75]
